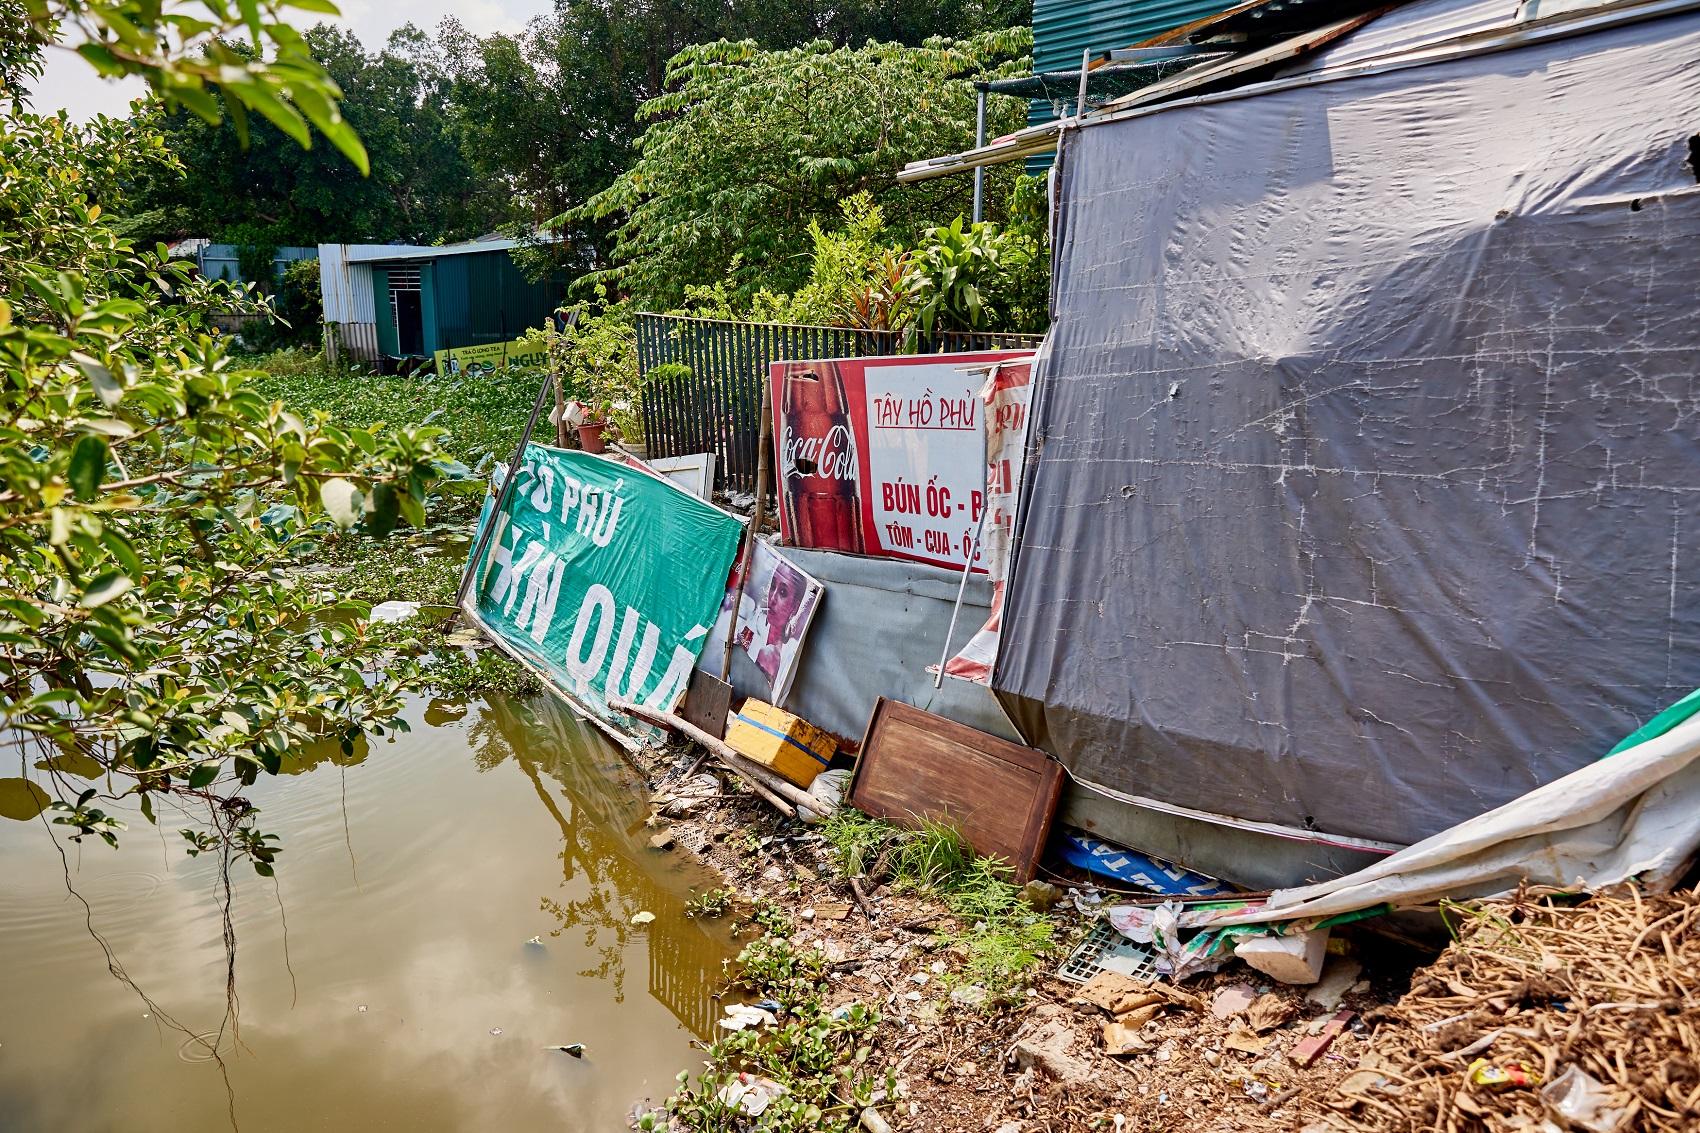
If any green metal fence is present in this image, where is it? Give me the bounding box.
[634,313,1042,495]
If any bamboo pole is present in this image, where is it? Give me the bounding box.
[607,695,816,817]
[722,387,775,681]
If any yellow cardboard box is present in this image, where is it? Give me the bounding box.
[724,699,836,788]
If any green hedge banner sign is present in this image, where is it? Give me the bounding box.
[464,445,743,721]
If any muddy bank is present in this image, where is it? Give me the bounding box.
[624,739,1432,1133]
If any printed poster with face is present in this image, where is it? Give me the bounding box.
[704,540,824,706]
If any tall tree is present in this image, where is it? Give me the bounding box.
[435,0,1034,277]
[128,24,500,248]
[573,29,1032,309]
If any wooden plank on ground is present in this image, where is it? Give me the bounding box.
[848,698,1065,883]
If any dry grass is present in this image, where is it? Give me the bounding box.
[1309,886,1700,1133]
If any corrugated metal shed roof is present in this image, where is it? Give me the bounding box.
[1022,0,1248,170]
[1033,0,1243,73]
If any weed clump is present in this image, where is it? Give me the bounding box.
[818,809,1056,1007]
[650,935,886,1133]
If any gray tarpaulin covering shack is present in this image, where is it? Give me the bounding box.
[995,0,1700,849]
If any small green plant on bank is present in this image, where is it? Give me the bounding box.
[818,806,893,879]
[655,934,885,1133]
[686,887,735,919]
[747,899,793,938]
[817,808,1056,1008]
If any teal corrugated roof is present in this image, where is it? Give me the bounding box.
[1027,0,1241,132]
[1032,0,1238,72]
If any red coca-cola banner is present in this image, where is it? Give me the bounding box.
[771,351,1033,572]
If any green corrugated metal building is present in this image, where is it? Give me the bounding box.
[345,236,565,359]
[1029,0,1241,128]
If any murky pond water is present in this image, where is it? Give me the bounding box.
[0,693,733,1131]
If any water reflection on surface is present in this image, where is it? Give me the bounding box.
[0,693,732,1132]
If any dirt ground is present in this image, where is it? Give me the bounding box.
[630,740,1432,1132]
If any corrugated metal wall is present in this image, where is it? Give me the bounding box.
[1029,0,1240,122]
[430,251,564,353]
[317,244,381,362]
[196,244,316,285]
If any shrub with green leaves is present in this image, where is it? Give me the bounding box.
[0,53,439,868]
[574,29,1031,309]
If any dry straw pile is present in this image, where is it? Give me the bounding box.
[1309,886,1699,1133]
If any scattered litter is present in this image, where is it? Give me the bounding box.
[725,700,837,789]
[1057,831,1235,896]
[1289,1009,1353,1067]
[1108,900,1231,980]
[524,935,544,948]
[720,1003,778,1031]
[1235,927,1329,985]
[1101,1019,1150,1056]
[648,830,676,851]
[1542,1065,1629,1132]
[717,1073,786,1116]
[798,768,852,824]
[1304,957,1363,1010]
[1325,891,1697,1133]
[369,600,422,624]
[1070,887,1105,914]
[630,911,655,926]
[1058,917,1161,984]
[1466,1057,1541,1090]
[1211,983,1256,1019]
[356,1005,367,1013]
[489,1028,503,1036]
[546,1043,586,1058]
[859,1106,893,1133]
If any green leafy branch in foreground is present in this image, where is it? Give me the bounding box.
[14,0,369,174]
[0,105,448,868]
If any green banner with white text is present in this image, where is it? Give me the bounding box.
[466,445,743,721]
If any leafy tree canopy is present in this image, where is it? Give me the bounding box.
[573,29,1032,310]
[435,0,1030,274]
[14,0,368,172]
[126,23,499,248]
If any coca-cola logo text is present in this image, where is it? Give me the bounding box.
[783,424,855,481]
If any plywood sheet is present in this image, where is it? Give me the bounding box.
[849,698,1064,883]
[681,669,733,739]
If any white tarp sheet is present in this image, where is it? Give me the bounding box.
[1224,715,1700,924]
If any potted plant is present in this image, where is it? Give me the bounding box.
[550,294,641,454]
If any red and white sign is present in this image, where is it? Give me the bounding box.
[772,351,1032,573]
[943,360,1034,683]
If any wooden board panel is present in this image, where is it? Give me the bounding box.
[681,670,733,739]
[849,698,1065,883]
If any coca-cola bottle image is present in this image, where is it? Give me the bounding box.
[777,361,864,553]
